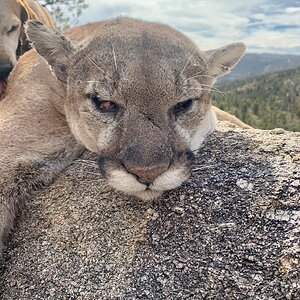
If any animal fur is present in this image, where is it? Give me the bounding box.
[0,0,54,98]
[0,18,245,252]
[212,106,252,129]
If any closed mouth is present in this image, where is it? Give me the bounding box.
[0,79,7,94]
[97,155,192,200]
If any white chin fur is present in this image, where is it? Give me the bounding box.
[150,168,189,191]
[108,167,189,201]
[190,109,216,151]
[108,170,147,194]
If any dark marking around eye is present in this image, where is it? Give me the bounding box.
[7,24,19,34]
[173,99,193,116]
[90,93,119,113]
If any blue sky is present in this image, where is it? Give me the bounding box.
[78,0,300,55]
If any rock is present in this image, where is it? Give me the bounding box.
[236,178,254,190]
[270,128,286,135]
[0,122,299,299]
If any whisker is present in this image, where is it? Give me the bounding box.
[184,73,215,83]
[201,84,227,96]
[179,51,196,77]
[191,83,227,95]
[189,87,227,98]
[83,50,105,75]
[112,44,118,72]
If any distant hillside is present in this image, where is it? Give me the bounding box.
[213,67,300,132]
[219,53,300,82]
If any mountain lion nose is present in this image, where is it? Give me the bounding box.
[0,62,13,80]
[127,165,168,184]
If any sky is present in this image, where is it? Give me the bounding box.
[77,0,300,55]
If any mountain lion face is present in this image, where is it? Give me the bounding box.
[25,18,245,200]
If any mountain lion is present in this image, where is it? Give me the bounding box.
[0,18,245,251]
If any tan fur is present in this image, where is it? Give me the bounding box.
[212,106,252,129]
[0,18,245,252]
[0,49,85,252]
[17,0,55,28]
[0,0,54,97]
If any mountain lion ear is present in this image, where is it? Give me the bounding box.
[25,20,75,83]
[205,42,246,78]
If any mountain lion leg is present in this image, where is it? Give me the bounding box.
[0,52,84,253]
[0,139,83,252]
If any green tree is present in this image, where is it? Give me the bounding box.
[213,67,300,131]
[37,0,88,30]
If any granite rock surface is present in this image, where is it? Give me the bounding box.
[1,123,299,299]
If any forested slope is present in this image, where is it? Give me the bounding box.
[213,67,300,131]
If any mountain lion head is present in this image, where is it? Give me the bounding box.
[25,18,245,200]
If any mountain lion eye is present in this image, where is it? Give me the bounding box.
[173,99,193,115]
[91,94,119,113]
[7,24,19,34]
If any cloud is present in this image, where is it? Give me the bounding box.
[78,0,300,55]
[286,6,300,13]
